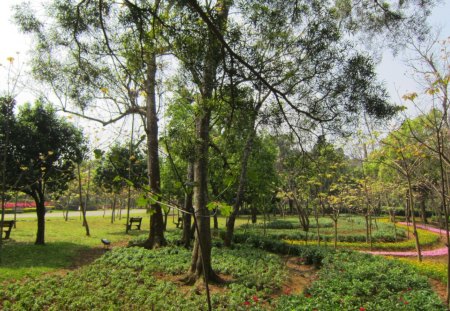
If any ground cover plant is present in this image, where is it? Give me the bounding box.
[274,251,446,310]
[396,257,448,285]
[1,236,446,310]
[0,244,287,310]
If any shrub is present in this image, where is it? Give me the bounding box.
[233,233,333,267]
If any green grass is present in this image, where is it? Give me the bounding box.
[0,216,136,281]
[0,211,250,282]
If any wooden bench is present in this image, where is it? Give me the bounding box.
[1,220,15,240]
[126,217,142,231]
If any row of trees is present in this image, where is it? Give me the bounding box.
[1,1,442,306]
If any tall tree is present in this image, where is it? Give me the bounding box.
[14,0,169,248]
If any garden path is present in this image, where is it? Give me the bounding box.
[366,222,448,257]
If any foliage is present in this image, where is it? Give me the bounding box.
[240,217,408,243]
[0,244,286,310]
[1,100,86,197]
[275,251,446,311]
[93,144,147,194]
[288,226,440,250]
[233,233,332,267]
[397,257,448,285]
[240,219,332,230]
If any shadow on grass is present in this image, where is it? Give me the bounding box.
[0,241,90,273]
[106,230,149,236]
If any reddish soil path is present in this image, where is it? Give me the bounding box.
[366,222,448,257]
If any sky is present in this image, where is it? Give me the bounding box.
[0,0,449,144]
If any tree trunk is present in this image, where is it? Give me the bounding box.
[118,200,123,220]
[369,214,373,251]
[77,164,90,236]
[407,183,422,262]
[143,52,166,249]
[251,206,257,224]
[213,210,218,230]
[436,130,450,306]
[84,164,91,223]
[186,106,220,283]
[314,206,320,246]
[288,198,294,215]
[182,162,194,248]
[225,123,257,246]
[111,194,116,224]
[184,0,230,286]
[125,113,135,233]
[32,189,46,245]
[365,214,369,243]
[164,207,170,231]
[420,197,428,224]
[333,218,338,250]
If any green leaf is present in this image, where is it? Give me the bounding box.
[93,149,104,159]
[136,195,149,207]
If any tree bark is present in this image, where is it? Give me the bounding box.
[111,194,116,224]
[333,218,338,250]
[184,0,230,284]
[32,189,46,245]
[224,124,256,246]
[77,164,90,236]
[182,162,194,248]
[407,182,422,262]
[186,107,220,283]
[251,206,257,224]
[143,52,166,249]
[213,210,218,230]
[420,196,428,224]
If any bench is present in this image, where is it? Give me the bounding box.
[1,220,15,240]
[126,217,142,231]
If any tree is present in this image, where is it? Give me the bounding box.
[371,125,428,261]
[1,100,86,245]
[94,144,147,224]
[14,0,169,249]
[400,34,450,304]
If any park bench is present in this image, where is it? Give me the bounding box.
[126,217,142,231]
[1,220,15,240]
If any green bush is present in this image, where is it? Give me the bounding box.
[233,233,332,267]
[240,219,333,230]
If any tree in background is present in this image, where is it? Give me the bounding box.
[1,100,86,245]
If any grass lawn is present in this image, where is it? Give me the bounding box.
[0,211,250,282]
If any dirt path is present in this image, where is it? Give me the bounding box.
[280,257,318,296]
[365,222,448,257]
